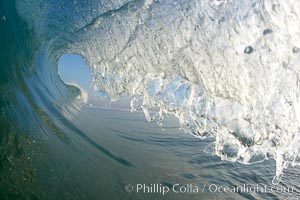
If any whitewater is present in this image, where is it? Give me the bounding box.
[1,0,300,199]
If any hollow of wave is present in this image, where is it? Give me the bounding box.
[1,0,300,197]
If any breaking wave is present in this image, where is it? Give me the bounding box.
[1,0,300,192]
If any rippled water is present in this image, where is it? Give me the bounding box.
[45,106,299,199]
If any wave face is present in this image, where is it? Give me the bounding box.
[1,0,300,194]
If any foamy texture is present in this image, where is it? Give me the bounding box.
[66,82,89,104]
[17,0,300,184]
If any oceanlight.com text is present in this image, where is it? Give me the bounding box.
[124,183,294,195]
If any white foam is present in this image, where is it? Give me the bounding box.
[17,0,300,184]
[66,81,88,104]
[76,0,300,183]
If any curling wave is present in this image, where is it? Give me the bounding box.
[1,0,300,193]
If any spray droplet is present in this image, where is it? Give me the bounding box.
[272,174,283,185]
[293,47,300,53]
[244,46,254,54]
[263,28,273,35]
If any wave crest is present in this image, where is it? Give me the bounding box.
[16,0,300,183]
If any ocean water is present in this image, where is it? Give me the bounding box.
[1,0,300,199]
[29,104,298,200]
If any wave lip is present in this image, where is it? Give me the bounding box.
[9,0,300,184]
